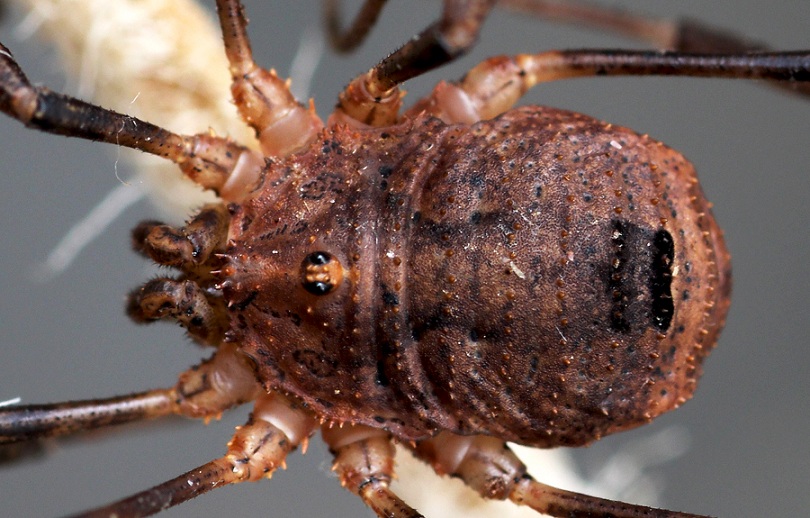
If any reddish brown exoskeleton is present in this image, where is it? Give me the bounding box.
[0,1,808,517]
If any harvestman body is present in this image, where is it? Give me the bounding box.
[1,1,809,516]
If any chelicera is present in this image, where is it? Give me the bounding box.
[1,1,808,517]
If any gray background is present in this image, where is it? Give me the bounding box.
[1,1,808,516]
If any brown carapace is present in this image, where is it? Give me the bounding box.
[0,0,807,517]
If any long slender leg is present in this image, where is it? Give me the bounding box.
[215,0,322,156]
[322,424,424,518]
[410,432,709,518]
[334,0,497,126]
[324,0,390,52]
[0,43,261,197]
[0,343,260,443]
[0,391,177,444]
[335,0,810,127]
[409,49,810,123]
[499,0,779,55]
[498,0,810,97]
[69,393,316,518]
[327,0,750,58]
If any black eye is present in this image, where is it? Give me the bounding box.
[301,251,343,295]
[307,251,331,266]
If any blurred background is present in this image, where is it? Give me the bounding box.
[0,1,808,516]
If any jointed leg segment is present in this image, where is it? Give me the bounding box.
[0,341,260,451]
[325,0,390,52]
[215,0,323,156]
[408,49,810,125]
[0,43,259,196]
[323,424,424,518]
[333,0,810,127]
[69,393,316,518]
[410,432,710,518]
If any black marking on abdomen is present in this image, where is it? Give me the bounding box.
[650,229,674,332]
[605,220,674,334]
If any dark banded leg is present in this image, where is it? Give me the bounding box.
[0,43,259,196]
[410,432,709,518]
[0,343,261,444]
[0,391,177,445]
[68,393,316,518]
[408,49,810,123]
[215,0,323,156]
[499,0,765,53]
[498,0,810,97]
[335,0,810,126]
[335,0,497,126]
[327,0,780,68]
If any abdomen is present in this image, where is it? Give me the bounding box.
[386,106,731,447]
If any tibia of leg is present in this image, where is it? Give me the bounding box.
[510,476,711,518]
[324,0,390,52]
[322,424,424,518]
[71,393,316,518]
[127,277,226,345]
[214,0,322,156]
[132,204,229,268]
[497,1,773,54]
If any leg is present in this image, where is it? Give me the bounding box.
[0,390,177,445]
[499,0,810,98]
[334,0,497,126]
[325,0,758,58]
[0,342,260,444]
[407,49,810,124]
[322,424,424,518]
[499,0,768,54]
[215,0,322,156]
[410,432,709,518]
[336,0,810,126]
[0,43,261,198]
[68,393,316,518]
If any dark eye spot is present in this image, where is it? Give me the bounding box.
[301,251,343,295]
[307,251,331,266]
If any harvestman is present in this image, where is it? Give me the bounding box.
[1,1,809,517]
